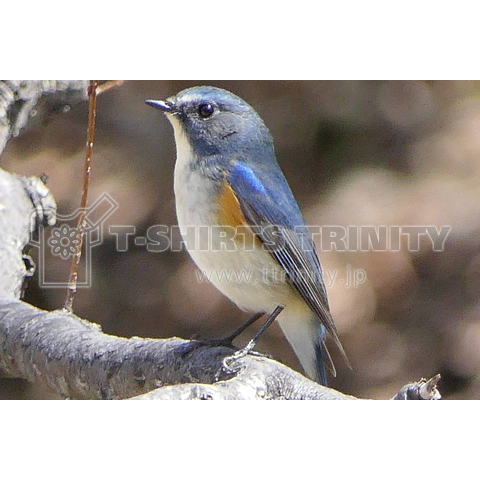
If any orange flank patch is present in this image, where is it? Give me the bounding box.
[218,181,248,227]
[218,180,260,248]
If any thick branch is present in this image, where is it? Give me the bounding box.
[0,169,33,298]
[0,299,357,399]
[0,294,440,400]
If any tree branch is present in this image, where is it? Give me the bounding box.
[0,80,90,154]
[0,293,441,400]
[0,298,358,400]
[0,81,442,400]
[0,168,36,299]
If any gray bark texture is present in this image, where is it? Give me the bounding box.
[0,80,442,400]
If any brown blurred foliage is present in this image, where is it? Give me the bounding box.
[2,80,480,400]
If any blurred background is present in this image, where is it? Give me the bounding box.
[1,80,480,400]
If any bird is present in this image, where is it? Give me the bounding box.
[146,86,350,385]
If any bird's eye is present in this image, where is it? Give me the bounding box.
[198,103,215,118]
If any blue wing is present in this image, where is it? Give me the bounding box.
[227,160,350,374]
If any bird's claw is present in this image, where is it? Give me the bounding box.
[221,346,271,381]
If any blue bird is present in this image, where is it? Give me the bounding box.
[147,86,350,385]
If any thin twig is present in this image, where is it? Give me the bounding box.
[97,80,124,95]
[64,80,98,312]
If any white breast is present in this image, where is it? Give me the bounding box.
[168,114,299,313]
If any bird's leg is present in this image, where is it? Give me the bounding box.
[215,311,266,346]
[223,305,285,372]
[193,311,265,348]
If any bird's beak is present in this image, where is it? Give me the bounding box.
[145,99,177,113]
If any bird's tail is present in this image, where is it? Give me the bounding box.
[278,313,335,386]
